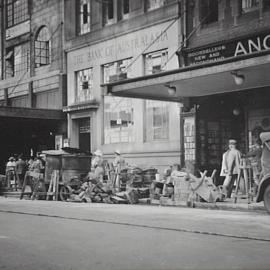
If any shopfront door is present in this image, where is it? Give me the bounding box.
[78,118,91,153]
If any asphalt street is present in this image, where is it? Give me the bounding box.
[0,198,270,270]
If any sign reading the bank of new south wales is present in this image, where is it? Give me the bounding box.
[183,32,270,66]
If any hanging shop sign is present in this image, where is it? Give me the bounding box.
[182,31,270,66]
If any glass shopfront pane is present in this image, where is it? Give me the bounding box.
[104,96,134,144]
[146,100,169,141]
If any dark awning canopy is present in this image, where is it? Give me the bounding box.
[0,106,65,120]
[102,54,270,102]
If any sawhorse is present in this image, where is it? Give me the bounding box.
[234,158,253,204]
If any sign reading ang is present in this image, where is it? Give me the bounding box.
[182,32,270,66]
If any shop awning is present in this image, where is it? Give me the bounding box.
[102,54,270,102]
[0,106,65,120]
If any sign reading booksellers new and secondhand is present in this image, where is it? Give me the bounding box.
[182,31,270,66]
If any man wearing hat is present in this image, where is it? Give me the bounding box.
[113,150,125,192]
[91,149,104,182]
[220,139,242,198]
[259,132,270,177]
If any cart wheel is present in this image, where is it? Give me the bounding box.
[59,186,70,201]
[263,184,270,214]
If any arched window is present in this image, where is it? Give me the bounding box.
[35,26,50,67]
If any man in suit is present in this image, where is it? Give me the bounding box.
[16,154,27,188]
[221,139,241,198]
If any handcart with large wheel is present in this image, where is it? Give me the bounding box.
[42,148,91,201]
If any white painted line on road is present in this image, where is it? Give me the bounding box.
[0,236,9,239]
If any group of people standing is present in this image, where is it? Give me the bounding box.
[5,154,45,189]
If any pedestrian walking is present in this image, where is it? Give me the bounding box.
[220,139,242,198]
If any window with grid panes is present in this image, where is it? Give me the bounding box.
[104,96,134,144]
[78,0,91,34]
[103,58,132,83]
[144,49,168,75]
[242,0,260,13]
[146,100,169,141]
[35,27,50,68]
[75,68,94,103]
[5,49,14,78]
[6,0,29,28]
[14,43,30,76]
[147,0,165,11]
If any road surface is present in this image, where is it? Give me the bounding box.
[0,198,269,270]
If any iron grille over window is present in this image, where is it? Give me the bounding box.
[144,49,168,75]
[103,58,132,83]
[6,0,29,28]
[76,68,94,103]
[35,27,50,68]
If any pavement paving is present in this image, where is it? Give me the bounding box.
[0,198,270,270]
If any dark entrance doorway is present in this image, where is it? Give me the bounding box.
[78,118,91,153]
[196,94,246,184]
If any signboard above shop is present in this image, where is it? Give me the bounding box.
[182,31,270,66]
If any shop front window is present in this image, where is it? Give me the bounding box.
[103,58,132,83]
[242,0,260,13]
[147,0,165,11]
[104,96,134,144]
[146,100,169,141]
[75,68,94,103]
[78,0,91,34]
[200,0,219,24]
[6,0,29,28]
[144,49,168,75]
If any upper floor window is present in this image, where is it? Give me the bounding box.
[200,0,219,24]
[241,0,260,13]
[122,0,130,18]
[35,26,50,68]
[78,0,91,34]
[103,58,132,83]
[6,0,29,28]
[103,0,115,25]
[147,0,165,11]
[144,49,168,75]
[75,68,94,103]
[5,42,30,78]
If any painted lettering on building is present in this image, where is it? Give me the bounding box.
[183,32,270,66]
[72,30,168,66]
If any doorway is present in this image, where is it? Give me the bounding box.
[78,118,91,153]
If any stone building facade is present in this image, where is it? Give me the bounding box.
[103,0,270,181]
[0,0,67,172]
[64,0,181,170]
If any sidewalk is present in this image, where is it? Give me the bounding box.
[0,189,266,213]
